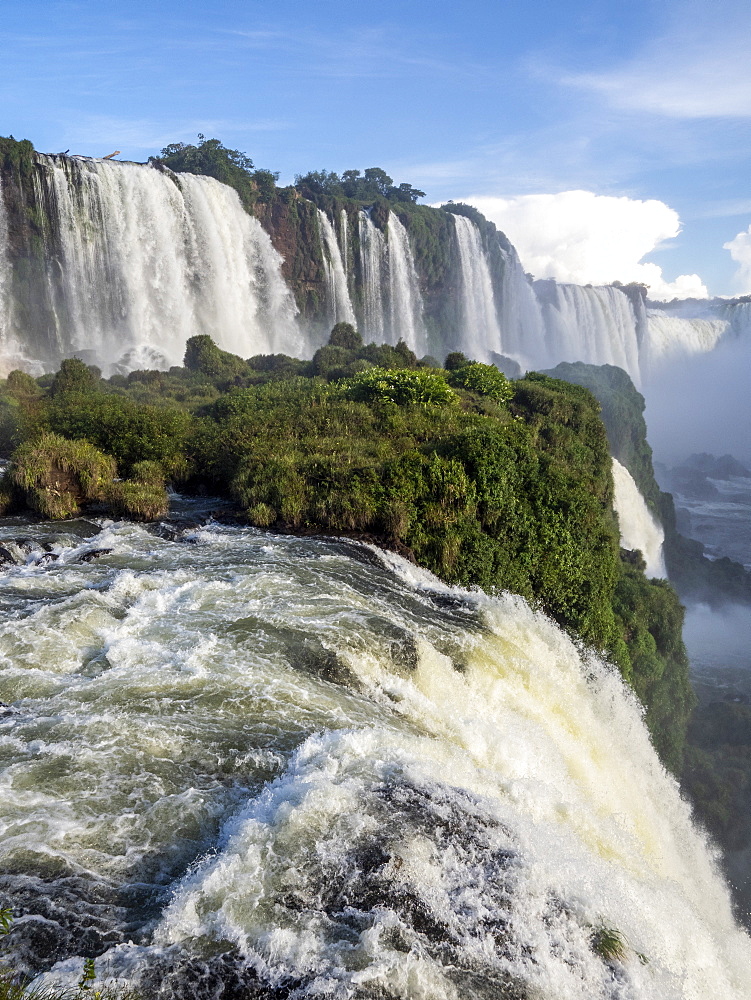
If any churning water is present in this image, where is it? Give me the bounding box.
[0,510,747,998]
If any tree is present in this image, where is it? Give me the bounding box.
[152,135,278,207]
[328,322,362,350]
[51,358,99,395]
[363,167,393,197]
[387,182,426,204]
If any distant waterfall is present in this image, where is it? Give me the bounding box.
[535,281,642,383]
[452,214,502,360]
[725,300,751,337]
[495,243,547,369]
[644,310,727,372]
[358,211,387,342]
[7,156,302,372]
[317,208,356,328]
[612,458,666,578]
[387,213,427,354]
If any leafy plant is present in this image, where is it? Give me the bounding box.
[448,362,513,403]
[342,367,457,406]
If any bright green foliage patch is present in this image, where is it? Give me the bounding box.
[448,362,513,403]
[342,366,458,406]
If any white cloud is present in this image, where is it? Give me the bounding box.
[560,2,751,120]
[724,225,751,293]
[465,191,708,301]
[566,48,751,119]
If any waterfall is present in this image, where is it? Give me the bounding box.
[495,242,547,369]
[725,300,751,337]
[316,208,356,328]
[387,212,427,354]
[643,310,728,373]
[9,155,302,372]
[612,458,667,578]
[452,213,502,360]
[339,209,350,277]
[535,281,642,383]
[0,175,11,361]
[10,521,747,998]
[358,210,387,341]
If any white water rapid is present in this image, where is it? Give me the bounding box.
[452,214,502,360]
[28,156,302,370]
[612,458,667,578]
[0,510,745,998]
[387,212,427,355]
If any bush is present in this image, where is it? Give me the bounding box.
[448,362,513,403]
[10,433,116,519]
[51,358,99,396]
[328,322,362,350]
[342,367,457,406]
[108,479,169,521]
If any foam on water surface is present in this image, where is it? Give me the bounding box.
[0,516,745,997]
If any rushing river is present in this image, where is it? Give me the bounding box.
[0,508,748,999]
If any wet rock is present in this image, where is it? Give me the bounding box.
[0,545,18,565]
[150,519,202,542]
[76,548,113,563]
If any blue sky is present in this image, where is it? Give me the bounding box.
[3,0,750,296]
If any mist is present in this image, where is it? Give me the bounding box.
[643,332,751,466]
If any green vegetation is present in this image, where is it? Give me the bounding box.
[447,362,514,403]
[590,926,627,964]
[295,167,425,204]
[342,366,458,406]
[0,332,692,771]
[150,135,279,209]
[8,433,116,519]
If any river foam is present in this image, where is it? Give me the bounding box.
[0,515,745,998]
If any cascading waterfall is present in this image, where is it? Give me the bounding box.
[643,310,728,373]
[316,208,356,328]
[0,176,11,355]
[724,300,751,337]
[452,214,502,360]
[612,458,667,578]
[14,155,302,371]
[339,209,350,277]
[387,212,427,355]
[358,210,387,341]
[0,517,743,998]
[495,242,547,369]
[535,281,643,383]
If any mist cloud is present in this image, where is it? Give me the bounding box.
[466,191,708,301]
